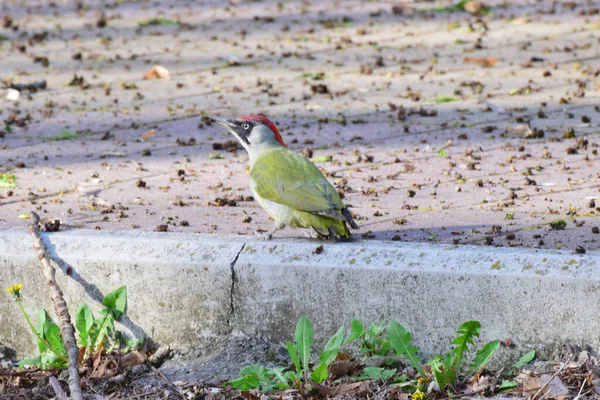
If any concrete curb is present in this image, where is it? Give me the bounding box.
[1,229,599,362]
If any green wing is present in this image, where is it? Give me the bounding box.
[251,148,344,217]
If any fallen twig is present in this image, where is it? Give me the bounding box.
[49,376,68,399]
[9,80,47,92]
[531,355,573,400]
[573,378,588,400]
[106,370,129,385]
[0,368,41,376]
[27,211,83,400]
[152,365,184,398]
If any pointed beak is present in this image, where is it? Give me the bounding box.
[210,116,249,149]
[209,117,236,131]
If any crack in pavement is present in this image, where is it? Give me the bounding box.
[226,243,246,328]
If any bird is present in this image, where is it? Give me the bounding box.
[210,114,358,240]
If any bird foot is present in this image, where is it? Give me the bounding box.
[302,230,318,239]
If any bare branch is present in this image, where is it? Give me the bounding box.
[27,211,83,400]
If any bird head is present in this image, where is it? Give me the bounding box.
[210,114,287,150]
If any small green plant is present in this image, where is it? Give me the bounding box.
[0,173,17,188]
[228,316,344,392]
[432,96,457,103]
[227,365,290,392]
[493,350,536,392]
[356,366,397,382]
[229,317,505,396]
[7,284,134,369]
[310,155,332,163]
[345,319,392,357]
[427,321,500,391]
[512,349,535,369]
[288,316,313,384]
[5,284,67,368]
[388,320,427,378]
[48,129,77,141]
[77,285,128,355]
[285,316,345,385]
[549,219,567,230]
[437,148,449,158]
[18,309,69,368]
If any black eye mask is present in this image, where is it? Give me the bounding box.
[234,121,256,144]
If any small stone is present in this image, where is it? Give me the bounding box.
[155,224,168,232]
[525,177,537,186]
[302,148,314,159]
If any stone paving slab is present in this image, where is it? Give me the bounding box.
[1,0,600,250]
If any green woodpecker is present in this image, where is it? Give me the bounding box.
[210,114,358,240]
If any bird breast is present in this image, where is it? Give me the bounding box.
[249,181,294,225]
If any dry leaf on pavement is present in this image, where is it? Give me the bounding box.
[140,129,156,141]
[539,374,569,400]
[119,351,147,368]
[464,57,499,68]
[464,1,485,14]
[391,4,413,15]
[328,359,357,379]
[511,17,529,24]
[317,381,372,397]
[143,65,170,80]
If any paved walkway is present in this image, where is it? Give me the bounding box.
[1,0,599,250]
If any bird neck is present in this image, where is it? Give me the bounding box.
[247,142,282,168]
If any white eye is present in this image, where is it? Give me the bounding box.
[243,123,250,130]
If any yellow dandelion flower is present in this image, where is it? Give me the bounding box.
[6,283,23,298]
[417,377,429,386]
[412,388,426,400]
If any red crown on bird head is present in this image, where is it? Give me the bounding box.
[239,114,287,147]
